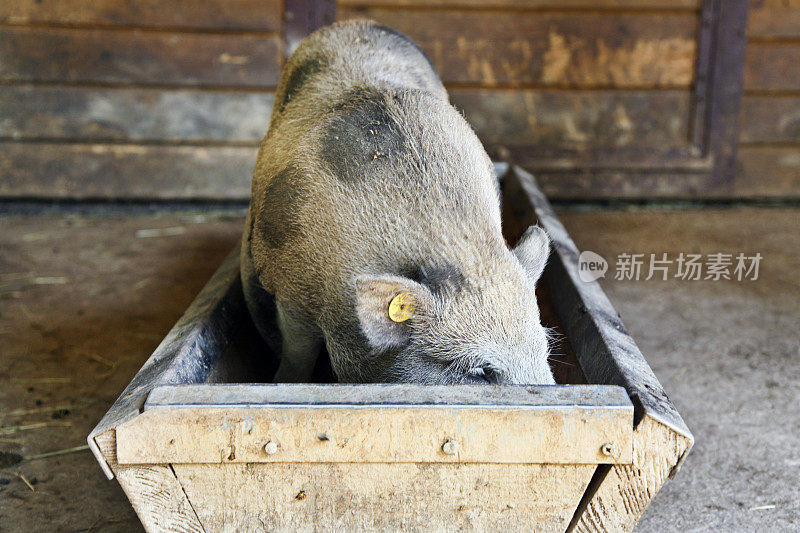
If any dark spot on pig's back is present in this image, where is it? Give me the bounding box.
[256,165,307,248]
[276,55,329,114]
[321,89,407,183]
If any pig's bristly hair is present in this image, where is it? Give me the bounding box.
[244,20,555,385]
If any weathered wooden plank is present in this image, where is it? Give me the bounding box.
[145,382,619,406]
[736,147,800,197]
[0,27,282,87]
[570,415,692,532]
[0,143,255,200]
[691,0,748,188]
[740,96,800,143]
[337,8,697,87]
[116,402,634,465]
[91,429,204,531]
[1,86,693,151]
[0,86,272,142]
[744,43,800,92]
[0,0,282,32]
[339,0,700,8]
[451,89,692,150]
[174,462,594,532]
[747,0,800,38]
[533,170,717,200]
[115,465,204,533]
[495,145,710,171]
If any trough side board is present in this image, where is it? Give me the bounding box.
[87,246,247,479]
[116,383,633,466]
[504,166,694,531]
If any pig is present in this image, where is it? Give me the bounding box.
[241,20,555,385]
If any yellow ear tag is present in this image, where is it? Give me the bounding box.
[388,292,416,323]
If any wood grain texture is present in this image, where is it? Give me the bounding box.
[115,465,204,533]
[116,402,633,465]
[747,0,800,38]
[739,96,800,143]
[570,416,692,532]
[174,462,594,532]
[91,429,203,531]
[451,89,695,169]
[0,142,255,200]
[744,43,800,92]
[0,85,272,142]
[736,146,800,197]
[1,85,691,151]
[0,0,282,31]
[532,171,717,200]
[0,27,282,87]
[451,89,691,147]
[496,145,709,172]
[339,0,700,8]
[144,383,626,407]
[337,8,697,87]
[693,0,748,186]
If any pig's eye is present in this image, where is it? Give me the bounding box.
[466,366,497,383]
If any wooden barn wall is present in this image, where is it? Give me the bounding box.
[337,1,706,200]
[738,0,800,197]
[0,1,796,200]
[0,0,280,200]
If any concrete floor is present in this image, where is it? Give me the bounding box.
[0,206,798,532]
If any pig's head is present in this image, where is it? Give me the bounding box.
[355,225,555,385]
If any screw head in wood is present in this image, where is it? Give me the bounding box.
[601,443,615,456]
[264,441,279,455]
[441,440,458,455]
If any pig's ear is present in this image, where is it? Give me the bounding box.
[513,225,551,282]
[355,275,433,350]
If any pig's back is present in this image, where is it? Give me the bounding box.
[270,20,447,129]
[247,20,501,332]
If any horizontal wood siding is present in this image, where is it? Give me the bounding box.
[0,0,280,201]
[339,1,700,8]
[338,2,705,198]
[337,8,697,88]
[0,0,283,32]
[0,86,273,143]
[738,0,800,198]
[2,1,795,200]
[0,27,282,87]
[744,43,800,92]
[736,147,800,197]
[746,0,800,39]
[739,96,800,144]
[0,143,256,200]
[450,89,697,168]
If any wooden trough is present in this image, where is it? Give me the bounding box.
[88,165,693,532]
